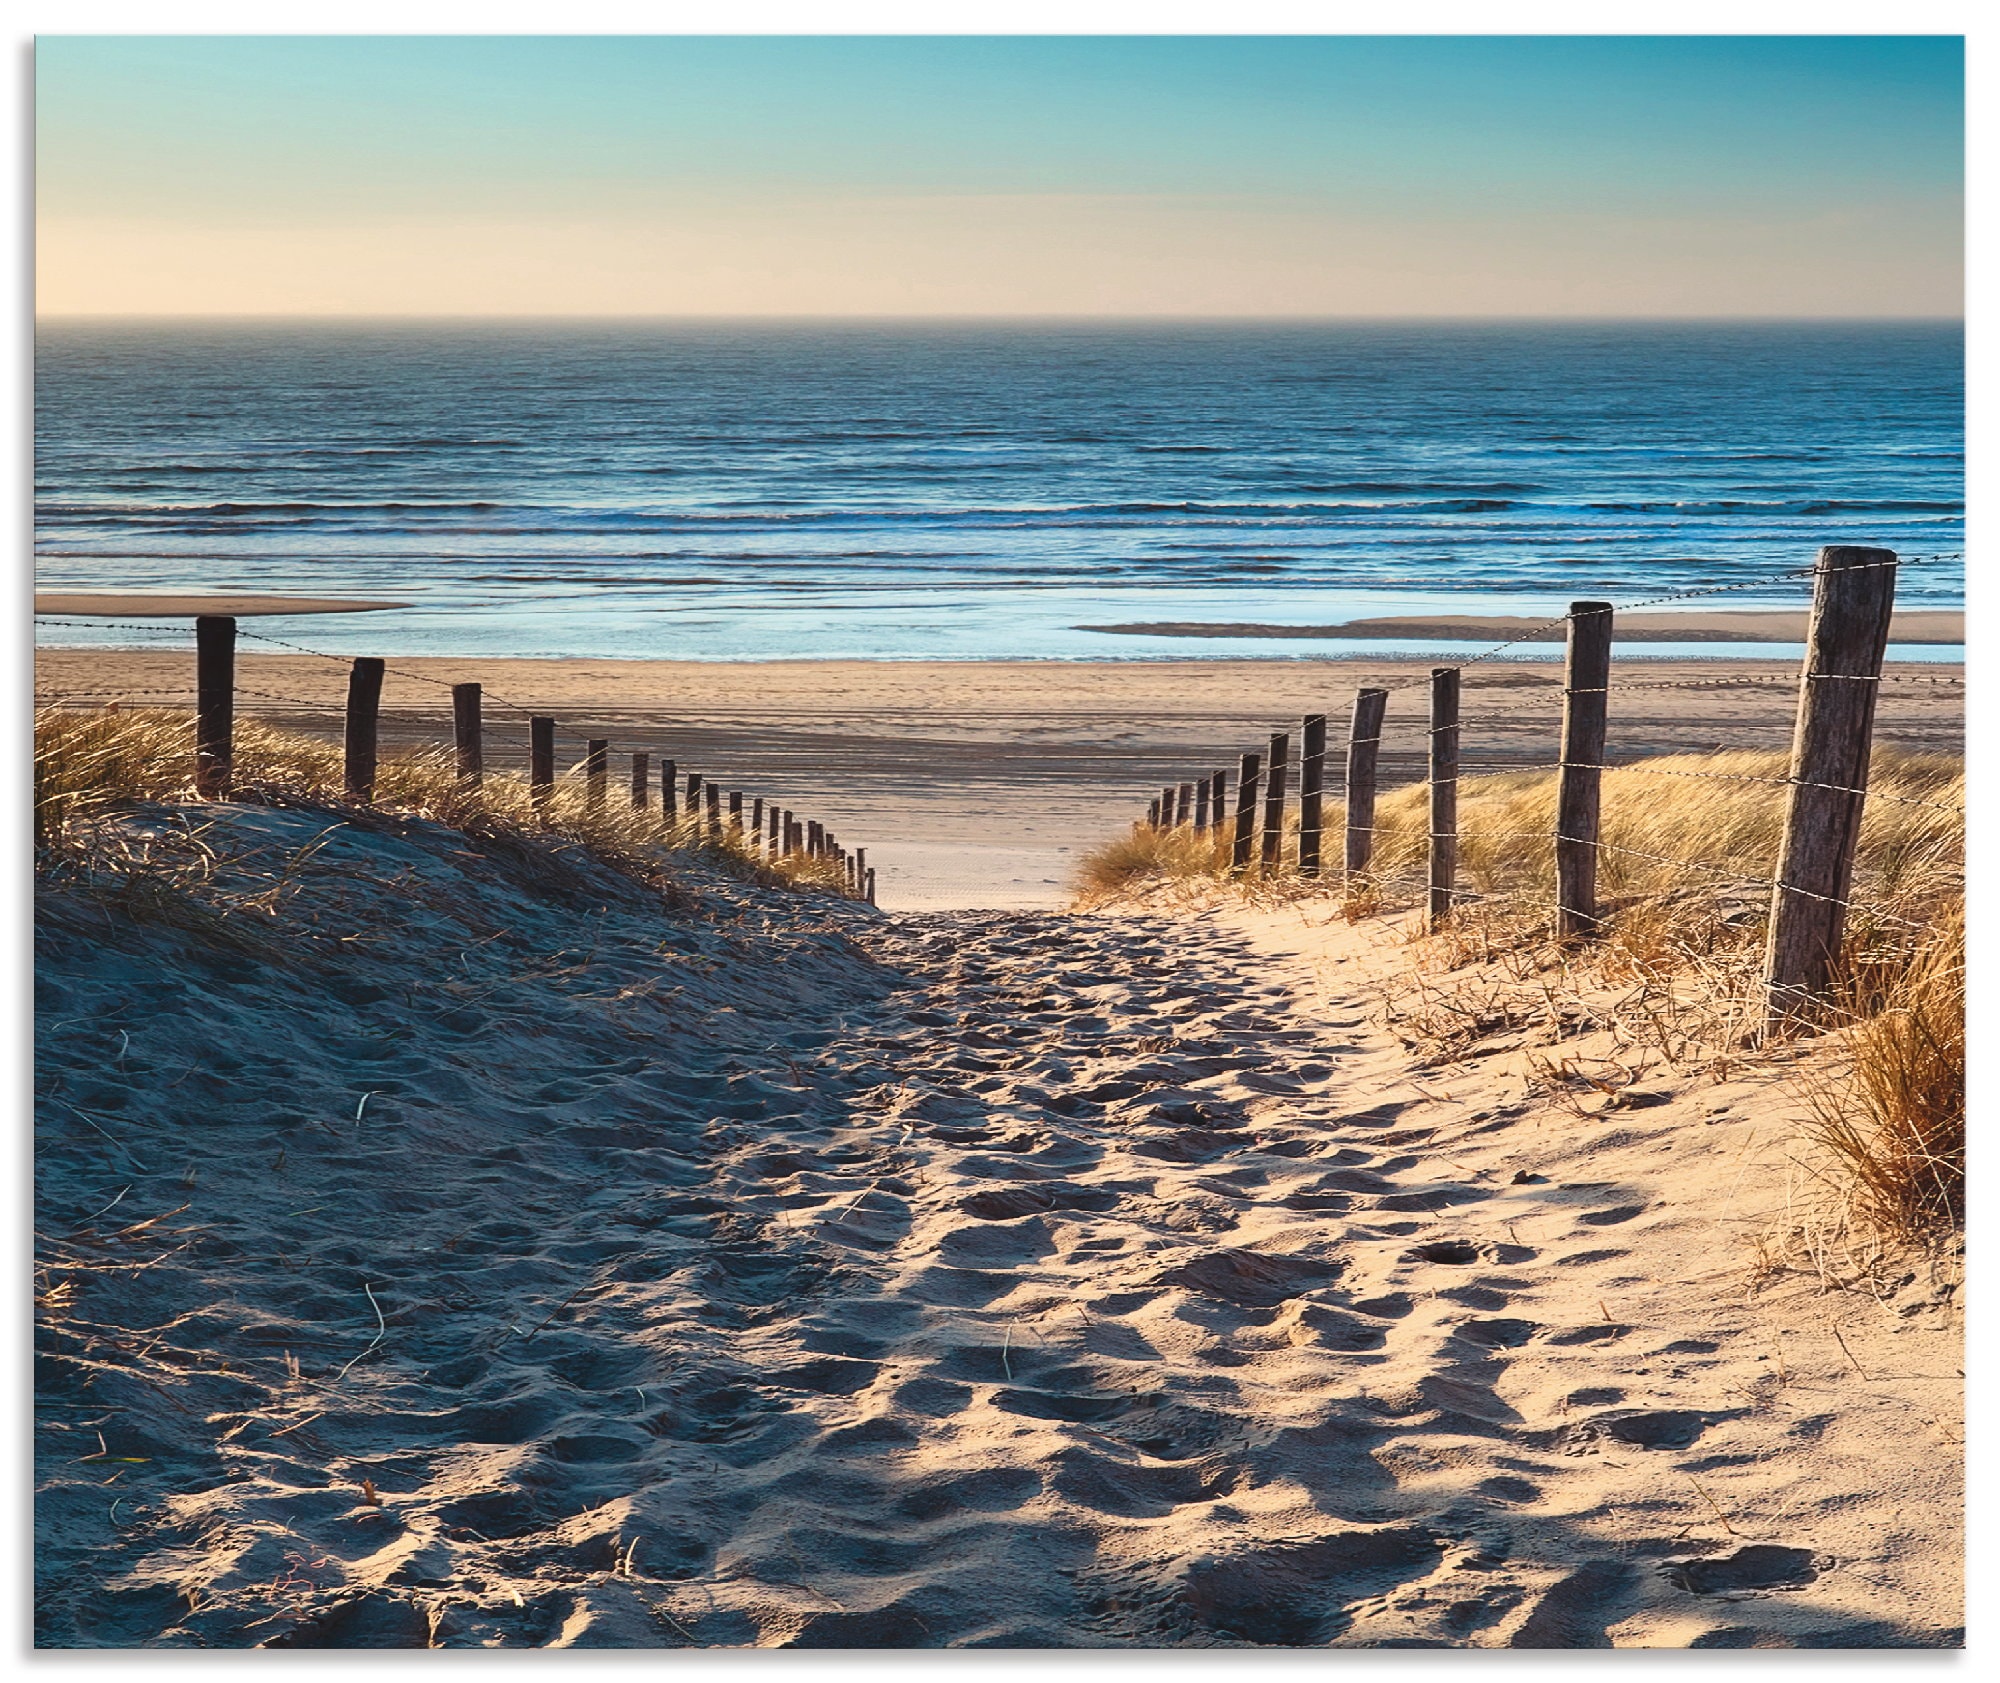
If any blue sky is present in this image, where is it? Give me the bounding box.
[35,35,1964,315]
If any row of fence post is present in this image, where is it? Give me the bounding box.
[1136,545,1903,1031]
[184,618,875,906]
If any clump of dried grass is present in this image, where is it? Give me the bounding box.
[34,705,852,901]
[1800,906,1964,1242]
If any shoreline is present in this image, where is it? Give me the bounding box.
[1076,608,1966,644]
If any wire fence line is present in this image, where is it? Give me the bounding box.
[1130,545,1963,1031]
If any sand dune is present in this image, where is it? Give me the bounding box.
[34,798,1960,1647]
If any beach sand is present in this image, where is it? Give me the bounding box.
[36,594,411,616]
[35,651,1966,912]
[34,801,1962,1648]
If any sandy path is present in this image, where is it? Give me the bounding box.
[36,819,1959,1647]
[31,652,1966,913]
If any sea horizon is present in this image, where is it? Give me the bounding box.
[35,317,1963,663]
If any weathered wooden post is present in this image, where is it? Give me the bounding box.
[728,790,744,837]
[1764,545,1900,1030]
[452,682,483,785]
[1297,713,1327,877]
[855,846,866,887]
[1260,731,1290,870]
[1231,752,1261,873]
[530,716,556,810]
[1428,669,1460,930]
[662,759,679,823]
[1175,782,1193,826]
[1160,785,1176,827]
[1344,688,1388,883]
[808,819,823,856]
[769,804,782,853]
[631,752,650,809]
[584,739,609,809]
[751,796,763,837]
[194,614,236,798]
[1556,602,1615,938]
[704,784,721,835]
[1209,770,1226,837]
[865,867,877,905]
[1148,797,1161,828]
[1193,777,1211,833]
[343,657,386,801]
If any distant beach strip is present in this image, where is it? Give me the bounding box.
[1076,610,1965,645]
[36,593,411,617]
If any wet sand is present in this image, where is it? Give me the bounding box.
[33,652,1965,912]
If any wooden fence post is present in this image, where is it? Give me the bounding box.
[530,716,555,810]
[1428,668,1460,930]
[729,791,743,837]
[1344,688,1388,883]
[1209,770,1227,837]
[1764,545,1900,1030]
[855,846,866,887]
[1260,732,1289,870]
[662,759,678,823]
[193,615,236,798]
[686,773,702,826]
[751,796,763,837]
[343,657,386,801]
[1297,713,1327,877]
[584,740,609,808]
[1231,752,1261,873]
[1175,782,1193,826]
[704,784,721,835]
[631,752,649,809]
[452,682,483,785]
[769,804,782,853]
[1148,797,1161,828]
[1194,776,1211,833]
[808,819,823,856]
[1556,602,1614,938]
[865,867,877,905]
[1160,785,1176,827]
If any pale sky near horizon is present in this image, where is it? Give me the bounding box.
[35,35,1964,317]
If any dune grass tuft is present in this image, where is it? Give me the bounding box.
[34,705,854,901]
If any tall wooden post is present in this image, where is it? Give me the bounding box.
[769,803,782,853]
[529,716,555,809]
[1209,770,1227,837]
[452,682,483,785]
[751,796,763,837]
[194,614,235,798]
[584,740,609,808]
[1175,782,1193,827]
[1160,785,1176,826]
[1297,713,1327,877]
[865,867,877,905]
[728,790,744,836]
[1764,545,1900,1029]
[1193,777,1211,833]
[1148,797,1161,828]
[1345,688,1388,882]
[686,773,702,823]
[808,819,823,856]
[1260,732,1289,870]
[1428,669,1460,930]
[343,657,386,801]
[704,784,721,835]
[661,759,678,823]
[630,752,650,809]
[1556,602,1614,938]
[1231,753,1261,873]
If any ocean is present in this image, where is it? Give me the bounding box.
[33,319,1964,661]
